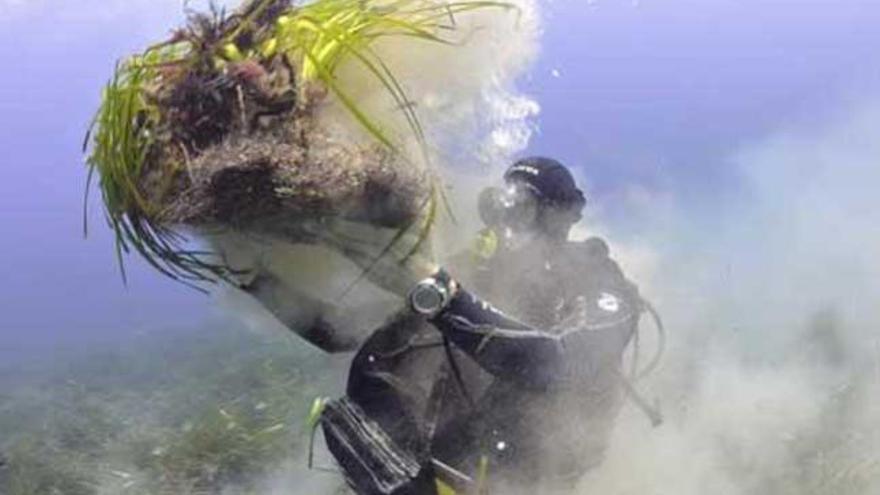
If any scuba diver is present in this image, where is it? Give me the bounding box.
[317,157,658,494]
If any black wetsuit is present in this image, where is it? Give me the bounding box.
[334,237,641,493]
[429,237,640,487]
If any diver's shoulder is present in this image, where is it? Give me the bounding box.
[566,236,613,262]
[568,236,640,294]
[578,236,612,259]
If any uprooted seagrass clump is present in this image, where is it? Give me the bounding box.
[84,0,513,285]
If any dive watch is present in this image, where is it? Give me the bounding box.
[409,269,455,317]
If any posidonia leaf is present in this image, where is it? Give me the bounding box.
[403,184,438,262]
[86,47,230,287]
[300,46,397,150]
[294,15,422,145]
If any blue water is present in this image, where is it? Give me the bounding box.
[1,0,879,360]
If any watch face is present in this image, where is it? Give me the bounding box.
[597,292,621,313]
[411,283,444,315]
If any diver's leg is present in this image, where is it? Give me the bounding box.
[347,310,433,452]
[429,410,481,478]
[323,311,440,495]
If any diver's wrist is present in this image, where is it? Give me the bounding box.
[408,268,458,316]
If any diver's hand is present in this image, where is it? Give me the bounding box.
[313,218,439,297]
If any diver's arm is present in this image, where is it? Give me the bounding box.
[429,288,565,387]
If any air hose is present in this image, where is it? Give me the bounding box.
[621,296,666,426]
[634,297,667,381]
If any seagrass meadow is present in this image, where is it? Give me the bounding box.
[0,322,351,495]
